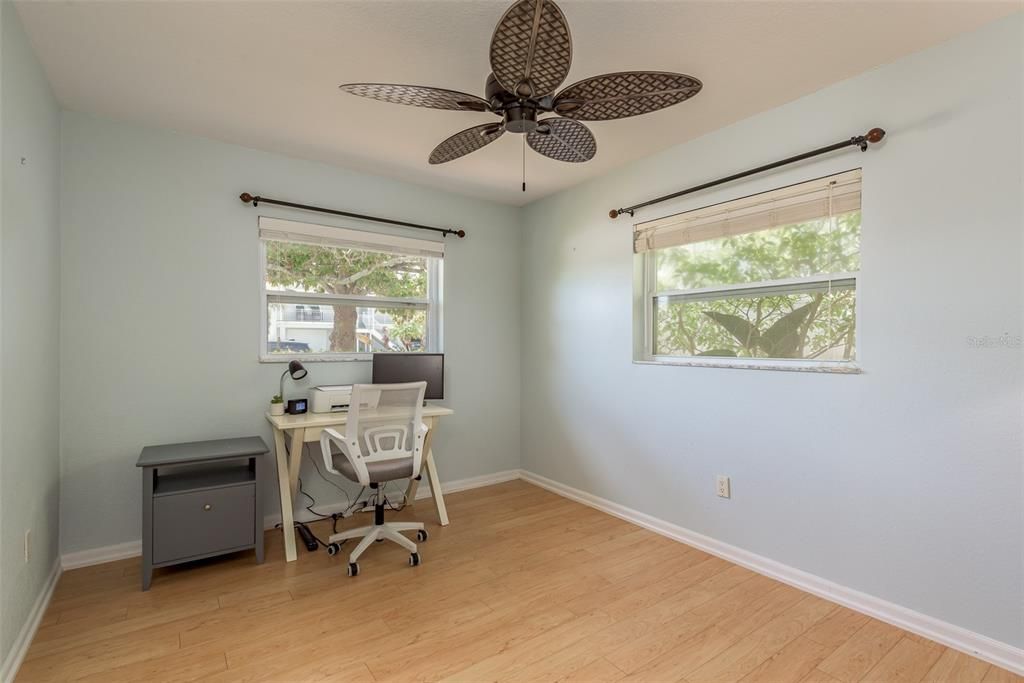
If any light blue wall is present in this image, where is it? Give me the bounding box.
[0,2,62,667]
[520,14,1023,648]
[59,112,521,553]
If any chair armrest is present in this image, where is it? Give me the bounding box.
[319,428,370,486]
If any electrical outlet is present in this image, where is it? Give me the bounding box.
[24,530,31,563]
[716,475,731,499]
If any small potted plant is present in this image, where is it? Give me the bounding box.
[270,394,285,416]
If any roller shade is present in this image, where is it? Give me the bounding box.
[259,216,445,258]
[634,169,861,254]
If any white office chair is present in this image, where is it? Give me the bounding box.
[319,381,429,576]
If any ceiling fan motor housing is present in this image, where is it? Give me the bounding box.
[505,104,539,133]
[485,72,541,134]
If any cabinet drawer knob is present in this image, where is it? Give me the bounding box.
[203,503,213,511]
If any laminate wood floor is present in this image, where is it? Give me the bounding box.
[17,480,1019,682]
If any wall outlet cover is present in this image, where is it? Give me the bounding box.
[716,476,731,498]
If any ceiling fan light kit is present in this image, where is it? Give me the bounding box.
[339,0,702,183]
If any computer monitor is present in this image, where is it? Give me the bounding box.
[371,353,444,400]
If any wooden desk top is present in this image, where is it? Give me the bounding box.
[265,405,454,431]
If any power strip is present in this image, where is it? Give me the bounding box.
[295,523,318,552]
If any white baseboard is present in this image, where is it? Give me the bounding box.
[419,468,521,496]
[60,469,521,571]
[61,540,142,570]
[1,558,62,683]
[519,470,1024,676]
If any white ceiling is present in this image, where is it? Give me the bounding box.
[15,1,1017,206]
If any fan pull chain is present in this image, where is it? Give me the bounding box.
[522,136,526,192]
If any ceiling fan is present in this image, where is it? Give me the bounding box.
[338,0,702,178]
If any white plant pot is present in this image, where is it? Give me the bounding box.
[270,402,285,416]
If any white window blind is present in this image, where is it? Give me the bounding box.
[633,169,861,254]
[258,216,445,259]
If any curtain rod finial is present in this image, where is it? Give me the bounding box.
[456,229,466,238]
[866,128,886,144]
[609,209,619,219]
[239,192,255,204]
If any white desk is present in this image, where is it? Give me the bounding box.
[265,406,455,562]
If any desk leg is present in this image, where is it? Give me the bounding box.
[405,419,449,526]
[424,450,449,526]
[272,427,297,562]
[287,428,305,500]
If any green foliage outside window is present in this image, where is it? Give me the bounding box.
[653,212,860,360]
[265,242,430,353]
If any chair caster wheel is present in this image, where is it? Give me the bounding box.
[347,562,360,577]
[326,543,341,556]
[416,529,428,542]
[409,552,421,567]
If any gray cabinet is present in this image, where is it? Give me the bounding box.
[137,437,268,590]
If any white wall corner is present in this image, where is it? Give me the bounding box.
[0,558,62,683]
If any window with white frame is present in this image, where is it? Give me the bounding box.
[259,217,443,360]
[634,169,861,366]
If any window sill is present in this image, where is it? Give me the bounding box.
[259,354,373,363]
[634,357,862,374]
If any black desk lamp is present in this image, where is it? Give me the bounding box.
[280,360,308,400]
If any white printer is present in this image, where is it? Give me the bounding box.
[310,385,381,413]
[310,385,353,413]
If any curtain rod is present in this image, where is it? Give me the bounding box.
[238,193,466,238]
[608,128,886,220]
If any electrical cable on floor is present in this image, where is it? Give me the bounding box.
[303,443,382,546]
[384,481,409,512]
[306,442,381,520]
[297,477,333,520]
[303,443,353,511]
[286,442,416,551]
[270,443,354,552]
[300,443,362,521]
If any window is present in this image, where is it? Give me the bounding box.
[634,169,861,369]
[259,217,443,360]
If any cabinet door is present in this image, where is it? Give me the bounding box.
[153,485,255,564]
